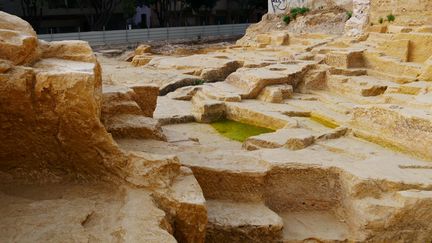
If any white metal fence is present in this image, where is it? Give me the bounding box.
[38,23,251,46]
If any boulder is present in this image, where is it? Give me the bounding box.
[135,44,152,55]
[131,54,153,66]
[0,12,39,65]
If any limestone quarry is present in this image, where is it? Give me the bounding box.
[1,0,432,241]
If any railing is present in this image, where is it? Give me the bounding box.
[38,23,251,46]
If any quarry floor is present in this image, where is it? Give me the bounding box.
[95,28,432,242]
[4,28,432,242]
[3,3,432,241]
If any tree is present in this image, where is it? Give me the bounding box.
[76,0,127,30]
[187,0,217,13]
[233,0,267,21]
[20,0,46,30]
[118,0,218,28]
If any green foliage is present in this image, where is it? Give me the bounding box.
[378,17,384,24]
[282,15,291,24]
[289,7,310,19]
[211,120,274,142]
[387,13,395,22]
[194,79,205,85]
[123,0,138,18]
[346,11,352,19]
[298,7,310,14]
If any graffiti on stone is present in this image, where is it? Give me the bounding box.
[271,0,306,13]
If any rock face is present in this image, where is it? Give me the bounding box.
[0,11,209,243]
[369,0,432,26]
[345,0,371,36]
[268,0,352,14]
[147,54,243,82]
[0,11,130,183]
[0,12,39,65]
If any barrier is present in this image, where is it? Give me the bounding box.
[38,23,251,46]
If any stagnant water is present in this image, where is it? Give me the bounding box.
[210,119,274,142]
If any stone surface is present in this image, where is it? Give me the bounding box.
[131,54,153,66]
[351,105,432,160]
[243,128,316,150]
[345,0,371,37]
[370,0,432,26]
[0,11,39,65]
[153,167,207,243]
[206,200,283,243]
[192,95,226,123]
[325,50,365,68]
[147,54,243,82]
[135,44,152,55]
[0,13,199,243]
[226,62,313,99]
[3,6,432,243]
[104,114,167,141]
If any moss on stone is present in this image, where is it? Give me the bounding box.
[310,113,340,129]
[211,120,274,142]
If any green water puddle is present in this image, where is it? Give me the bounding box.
[211,120,274,142]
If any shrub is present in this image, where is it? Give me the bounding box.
[299,7,310,14]
[194,79,205,85]
[282,15,291,24]
[387,14,395,22]
[290,7,310,19]
[290,8,299,19]
[346,11,352,19]
[379,17,384,24]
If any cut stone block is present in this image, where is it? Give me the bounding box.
[135,44,152,55]
[153,167,207,243]
[206,200,283,243]
[243,128,315,151]
[387,25,413,33]
[367,24,387,33]
[130,85,159,117]
[256,34,272,45]
[364,51,423,83]
[272,32,290,46]
[148,54,243,82]
[154,97,195,125]
[226,62,313,99]
[104,114,167,141]
[131,54,153,67]
[125,151,180,188]
[351,105,432,160]
[394,32,432,63]
[377,39,410,62]
[419,56,432,81]
[325,50,365,68]
[415,25,432,33]
[327,75,393,98]
[281,211,349,242]
[192,95,226,123]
